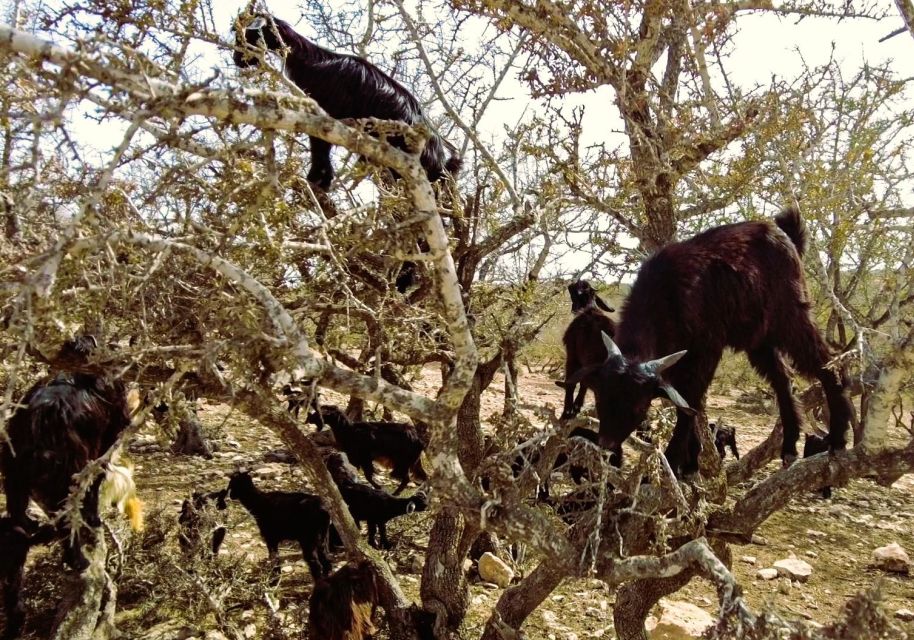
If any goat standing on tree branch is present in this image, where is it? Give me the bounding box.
[232,13,461,190]
[563,207,852,477]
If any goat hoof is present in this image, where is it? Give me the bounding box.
[781,454,797,469]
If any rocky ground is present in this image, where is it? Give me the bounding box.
[4,364,913,639]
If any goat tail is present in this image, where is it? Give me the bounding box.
[775,205,807,256]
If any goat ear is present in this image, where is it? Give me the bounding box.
[601,331,623,361]
[643,349,687,374]
[659,382,695,415]
[595,295,615,313]
[246,15,267,31]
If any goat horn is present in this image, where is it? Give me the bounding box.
[601,332,623,361]
[644,350,687,374]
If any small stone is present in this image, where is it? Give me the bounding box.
[478,552,515,587]
[552,595,565,602]
[777,578,792,594]
[895,609,914,622]
[872,542,911,574]
[751,534,768,546]
[773,558,813,582]
[651,600,714,637]
[805,550,818,558]
[757,568,778,580]
[740,555,757,565]
[243,624,256,639]
[807,529,827,538]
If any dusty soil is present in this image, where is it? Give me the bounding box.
[4,364,913,639]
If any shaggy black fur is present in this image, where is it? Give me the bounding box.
[225,471,332,579]
[308,559,379,640]
[803,432,833,498]
[307,405,427,495]
[711,422,740,460]
[323,451,428,549]
[233,14,461,189]
[556,280,617,422]
[565,207,852,477]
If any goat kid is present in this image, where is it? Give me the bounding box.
[178,489,228,556]
[803,432,833,499]
[233,14,461,189]
[710,422,740,461]
[225,470,332,579]
[556,280,617,422]
[308,559,379,640]
[324,451,428,549]
[563,207,852,477]
[307,405,427,495]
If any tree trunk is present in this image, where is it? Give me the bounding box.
[613,540,731,640]
[480,558,569,640]
[421,363,495,635]
[52,530,116,640]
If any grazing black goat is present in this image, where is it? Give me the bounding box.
[2,335,132,565]
[480,427,600,500]
[225,470,332,579]
[233,14,461,189]
[281,382,313,419]
[308,559,379,640]
[562,207,852,477]
[803,432,832,498]
[0,519,56,640]
[178,489,228,556]
[323,451,428,549]
[555,280,617,422]
[711,422,740,460]
[307,405,427,495]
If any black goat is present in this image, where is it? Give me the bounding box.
[2,335,132,566]
[233,14,461,189]
[0,519,56,640]
[563,207,852,477]
[481,427,600,500]
[556,280,617,423]
[803,432,832,498]
[307,405,427,495]
[225,470,332,579]
[323,451,428,549]
[308,559,379,640]
[178,489,228,556]
[711,422,740,460]
[281,382,313,419]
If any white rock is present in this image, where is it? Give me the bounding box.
[807,529,827,538]
[777,578,792,594]
[773,558,813,582]
[757,568,778,580]
[872,542,911,574]
[650,600,714,637]
[740,555,757,565]
[243,624,256,639]
[478,552,514,588]
[751,534,768,546]
[895,609,914,622]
